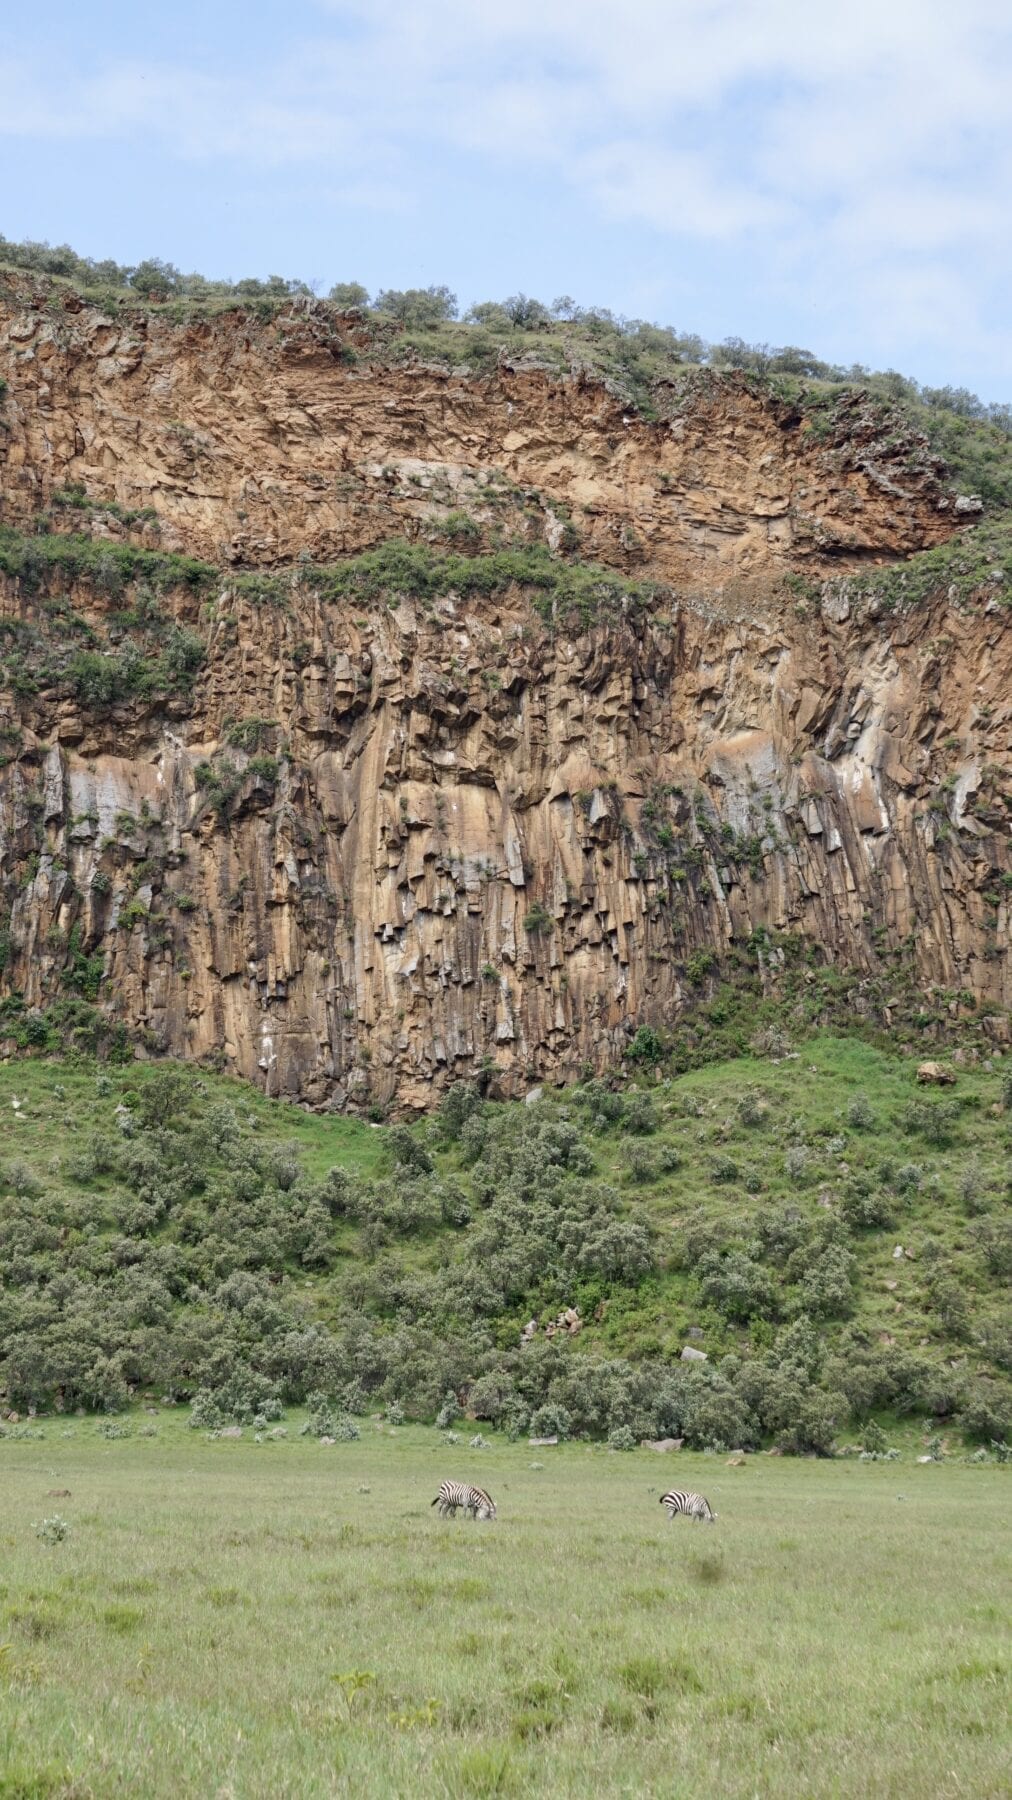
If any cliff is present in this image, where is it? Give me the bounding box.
[0,278,1009,1107]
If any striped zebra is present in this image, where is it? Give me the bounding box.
[660,1490,717,1523]
[431,1480,497,1520]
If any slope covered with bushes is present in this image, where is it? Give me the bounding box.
[1,1038,1008,1451]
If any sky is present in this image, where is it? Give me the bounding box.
[2,0,1010,395]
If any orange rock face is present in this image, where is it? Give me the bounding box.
[0,283,1008,1107]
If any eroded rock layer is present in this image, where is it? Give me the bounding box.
[0,280,957,579]
[0,284,1009,1106]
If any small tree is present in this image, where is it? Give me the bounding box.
[501,293,551,329]
[328,282,370,308]
[374,285,457,328]
[129,257,182,298]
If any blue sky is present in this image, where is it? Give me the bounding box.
[3,0,1010,394]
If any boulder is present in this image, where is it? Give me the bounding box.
[916,1061,956,1085]
[642,1437,683,1452]
[680,1345,708,1363]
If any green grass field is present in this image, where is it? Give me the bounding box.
[0,1425,1008,1798]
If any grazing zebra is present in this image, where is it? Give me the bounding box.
[660,1490,717,1523]
[431,1480,497,1520]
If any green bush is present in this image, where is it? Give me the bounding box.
[737,1092,769,1128]
[623,1144,658,1185]
[374,285,457,327]
[683,1380,753,1451]
[860,1421,889,1454]
[529,1403,572,1440]
[698,1250,777,1323]
[523,902,554,936]
[0,1026,1005,1447]
[971,1217,1012,1278]
[327,281,369,309]
[776,1389,849,1456]
[927,1274,971,1340]
[959,1381,1012,1443]
[903,1099,960,1147]
[709,1154,739,1185]
[0,526,215,596]
[622,1093,658,1136]
[893,1162,923,1194]
[786,1233,856,1319]
[625,1026,663,1065]
[784,1145,810,1186]
[840,1184,895,1230]
[686,950,716,986]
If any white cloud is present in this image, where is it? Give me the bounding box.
[576,141,782,240]
[2,1,1011,375]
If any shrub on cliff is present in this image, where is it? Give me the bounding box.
[328,281,370,308]
[523,902,554,936]
[374,285,457,327]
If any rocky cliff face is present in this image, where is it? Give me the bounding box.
[0,278,1009,1107]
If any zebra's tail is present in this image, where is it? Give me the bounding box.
[430,1495,440,1507]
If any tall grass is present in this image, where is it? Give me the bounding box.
[0,1426,1007,1796]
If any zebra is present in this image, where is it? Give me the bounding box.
[431,1480,497,1520]
[660,1490,717,1523]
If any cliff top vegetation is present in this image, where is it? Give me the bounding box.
[2,232,1009,462]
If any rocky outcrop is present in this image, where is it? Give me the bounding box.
[0,275,956,582]
[0,285,1008,1108]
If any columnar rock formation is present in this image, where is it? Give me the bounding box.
[1,279,1008,1106]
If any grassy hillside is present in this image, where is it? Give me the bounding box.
[1,1036,1008,1451]
[0,1427,1008,1797]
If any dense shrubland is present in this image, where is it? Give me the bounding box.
[0,1043,1008,1452]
